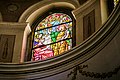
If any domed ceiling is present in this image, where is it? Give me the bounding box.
[0,0,87,22]
[0,0,41,22]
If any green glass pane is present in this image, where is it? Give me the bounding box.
[36,13,72,31]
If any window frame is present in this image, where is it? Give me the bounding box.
[27,7,76,61]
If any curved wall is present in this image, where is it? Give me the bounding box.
[0,0,120,80]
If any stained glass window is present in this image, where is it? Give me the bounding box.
[32,13,73,61]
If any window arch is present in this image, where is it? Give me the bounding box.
[31,8,76,61]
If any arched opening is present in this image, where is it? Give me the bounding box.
[18,0,79,62]
[27,7,76,61]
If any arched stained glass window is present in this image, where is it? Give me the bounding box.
[32,12,74,61]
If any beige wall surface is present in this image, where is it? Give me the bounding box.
[73,0,102,45]
[0,22,28,63]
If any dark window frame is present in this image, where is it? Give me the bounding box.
[27,7,76,61]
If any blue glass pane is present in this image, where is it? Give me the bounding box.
[32,13,73,61]
[36,13,72,30]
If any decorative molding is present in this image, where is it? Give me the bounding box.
[68,65,120,80]
[19,0,79,25]
[2,38,8,59]
[7,4,18,12]
[0,35,15,63]
[83,9,95,40]
[68,65,88,80]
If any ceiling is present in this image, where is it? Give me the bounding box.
[0,0,87,22]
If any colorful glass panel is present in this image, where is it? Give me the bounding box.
[32,39,72,61]
[35,13,72,30]
[33,22,72,48]
[32,13,73,61]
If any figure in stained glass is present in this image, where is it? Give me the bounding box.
[32,13,73,61]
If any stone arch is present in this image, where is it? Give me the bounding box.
[18,0,79,26]
[18,0,79,62]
